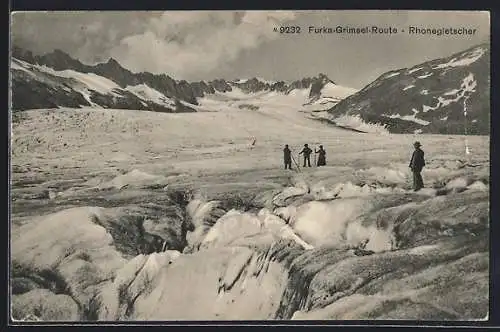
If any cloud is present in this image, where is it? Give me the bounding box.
[11,12,158,64]
[109,11,297,79]
[11,11,488,86]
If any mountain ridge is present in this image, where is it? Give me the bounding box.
[326,43,490,135]
[11,46,343,113]
[10,43,490,135]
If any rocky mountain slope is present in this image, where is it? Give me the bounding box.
[11,46,350,113]
[327,43,490,135]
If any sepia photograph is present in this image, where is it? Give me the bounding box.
[9,10,490,322]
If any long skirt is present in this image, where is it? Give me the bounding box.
[317,155,326,166]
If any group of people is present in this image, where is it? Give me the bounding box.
[282,141,427,192]
[283,143,326,169]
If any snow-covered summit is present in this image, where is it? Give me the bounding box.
[11,47,356,114]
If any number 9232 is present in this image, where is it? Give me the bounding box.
[279,26,301,33]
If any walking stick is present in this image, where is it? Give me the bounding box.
[291,154,301,173]
[314,150,317,167]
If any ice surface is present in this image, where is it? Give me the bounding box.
[288,199,388,249]
[12,289,80,321]
[98,169,170,190]
[123,246,289,320]
[11,100,489,321]
[445,177,469,190]
[467,181,488,192]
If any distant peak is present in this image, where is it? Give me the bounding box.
[97,57,129,72]
[48,49,73,59]
[317,73,335,84]
[106,57,120,65]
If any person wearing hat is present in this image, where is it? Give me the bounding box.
[409,141,426,191]
[283,144,292,170]
[315,145,326,167]
[299,144,313,167]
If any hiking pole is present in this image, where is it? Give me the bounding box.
[291,153,301,173]
[463,98,470,157]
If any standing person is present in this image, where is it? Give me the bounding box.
[409,141,426,191]
[315,145,326,166]
[283,144,292,170]
[299,144,312,167]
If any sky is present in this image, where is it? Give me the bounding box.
[11,10,490,89]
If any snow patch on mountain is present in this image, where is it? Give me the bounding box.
[303,83,358,110]
[11,58,29,71]
[12,48,358,116]
[419,73,477,114]
[13,60,103,108]
[417,73,433,79]
[462,73,478,93]
[320,82,358,100]
[326,43,489,134]
[196,81,357,115]
[384,71,401,79]
[125,84,176,108]
[41,67,121,96]
[444,89,461,96]
[14,59,121,97]
[434,47,486,69]
[254,77,276,85]
[383,109,430,126]
[408,67,424,74]
[330,114,390,134]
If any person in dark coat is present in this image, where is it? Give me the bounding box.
[299,144,312,167]
[283,144,292,170]
[409,141,426,191]
[315,145,326,166]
